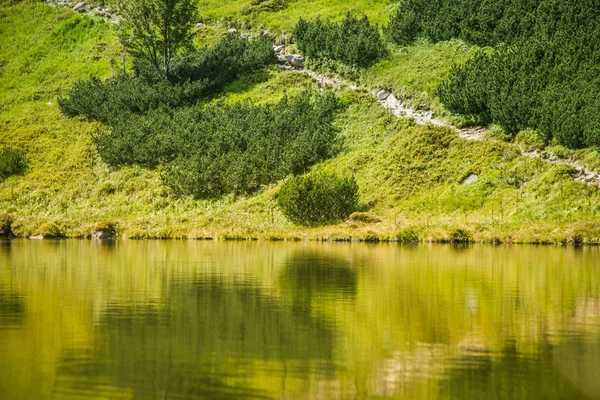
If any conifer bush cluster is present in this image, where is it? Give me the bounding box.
[388,0,600,149]
[65,86,341,199]
[293,13,387,68]
[156,93,341,199]
[60,34,275,125]
[60,31,345,200]
[277,173,359,226]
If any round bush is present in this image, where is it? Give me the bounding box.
[0,147,27,181]
[277,173,359,226]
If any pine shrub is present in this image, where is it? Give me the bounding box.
[294,13,387,68]
[277,173,359,226]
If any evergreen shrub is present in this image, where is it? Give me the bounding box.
[277,173,359,226]
[293,13,387,67]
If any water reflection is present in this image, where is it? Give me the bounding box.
[57,278,337,399]
[0,288,25,329]
[280,250,358,306]
[0,241,599,399]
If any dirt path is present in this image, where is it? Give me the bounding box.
[282,66,600,187]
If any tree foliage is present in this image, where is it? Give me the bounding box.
[59,34,275,125]
[293,13,387,68]
[117,0,199,78]
[277,173,359,226]
[388,0,600,149]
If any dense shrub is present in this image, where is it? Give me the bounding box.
[169,34,276,85]
[277,173,359,226]
[59,34,275,124]
[293,13,387,68]
[388,0,600,149]
[0,147,27,181]
[97,93,341,198]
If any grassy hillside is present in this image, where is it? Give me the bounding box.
[197,0,396,30]
[1,1,600,243]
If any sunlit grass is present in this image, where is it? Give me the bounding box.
[197,0,396,31]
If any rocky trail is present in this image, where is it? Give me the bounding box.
[280,65,600,187]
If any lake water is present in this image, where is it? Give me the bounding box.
[1,240,599,399]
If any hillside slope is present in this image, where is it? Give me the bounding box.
[1,1,600,243]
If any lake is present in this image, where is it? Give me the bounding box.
[1,240,599,399]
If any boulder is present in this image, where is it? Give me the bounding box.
[284,54,304,68]
[462,174,479,185]
[91,229,115,240]
[195,22,205,28]
[227,28,238,34]
[276,55,287,64]
[73,2,86,11]
[376,90,391,101]
[273,45,285,54]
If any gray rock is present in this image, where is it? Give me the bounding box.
[91,229,114,240]
[195,22,205,27]
[273,45,285,54]
[73,2,86,11]
[376,90,391,101]
[227,28,238,34]
[276,55,287,64]
[462,174,479,185]
[284,54,304,68]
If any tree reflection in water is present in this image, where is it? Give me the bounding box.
[57,277,339,399]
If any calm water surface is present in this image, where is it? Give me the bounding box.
[1,240,599,399]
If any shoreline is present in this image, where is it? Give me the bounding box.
[4,229,598,246]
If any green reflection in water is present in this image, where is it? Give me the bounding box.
[0,241,599,399]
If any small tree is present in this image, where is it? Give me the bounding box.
[117,0,199,78]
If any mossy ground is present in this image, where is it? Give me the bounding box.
[1,1,600,243]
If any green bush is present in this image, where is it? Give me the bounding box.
[96,92,341,198]
[293,13,387,68]
[395,228,420,243]
[515,129,546,152]
[59,34,275,124]
[0,147,27,181]
[277,173,359,226]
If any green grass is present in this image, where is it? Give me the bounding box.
[197,0,396,32]
[362,39,477,112]
[2,1,600,243]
